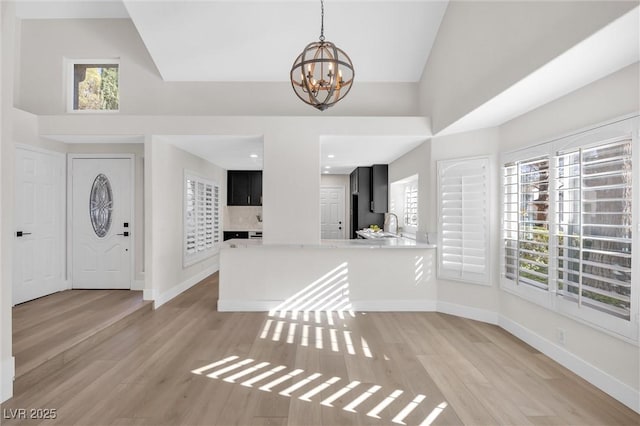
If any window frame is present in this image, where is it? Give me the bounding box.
[183,170,221,268]
[66,58,120,113]
[500,116,639,340]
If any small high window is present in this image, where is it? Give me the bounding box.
[68,60,119,112]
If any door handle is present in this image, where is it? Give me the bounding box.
[116,232,130,237]
[16,231,32,237]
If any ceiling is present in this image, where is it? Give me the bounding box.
[161,135,264,170]
[123,0,447,82]
[19,0,447,83]
[320,135,426,174]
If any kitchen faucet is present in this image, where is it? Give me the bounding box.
[385,213,399,235]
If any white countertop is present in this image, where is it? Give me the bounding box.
[224,228,263,232]
[223,237,436,249]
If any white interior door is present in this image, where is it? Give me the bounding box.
[71,157,132,289]
[13,147,65,305]
[320,186,345,239]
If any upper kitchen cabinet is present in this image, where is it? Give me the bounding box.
[227,170,262,206]
[370,164,388,213]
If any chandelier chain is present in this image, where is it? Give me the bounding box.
[319,0,325,42]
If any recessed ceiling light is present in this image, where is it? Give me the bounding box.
[323,171,329,174]
[327,154,335,158]
[325,166,331,169]
[249,154,258,158]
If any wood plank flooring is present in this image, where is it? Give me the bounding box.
[2,273,638,425]
[12,288,151,394]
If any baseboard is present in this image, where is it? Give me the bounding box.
[217,299,437,312]
[499,315,640,414]
[131,280,145,291]
[154,264,219,309]
[1,356,15,403]
[437,301,499,325]
[218,300,280,312]
[142,288,157,301]
[352,300,437,312]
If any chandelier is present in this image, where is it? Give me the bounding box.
[290,0,354,111]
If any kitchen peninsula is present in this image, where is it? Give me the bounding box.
[218,238,437,312]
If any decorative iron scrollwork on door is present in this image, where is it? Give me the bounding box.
[90,173,113,238]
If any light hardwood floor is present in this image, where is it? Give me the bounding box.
[2,273,638,425]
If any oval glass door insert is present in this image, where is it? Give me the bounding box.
[90,173,113,237]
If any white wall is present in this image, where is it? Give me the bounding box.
[4,112,146,285]
[147,137,225,307]
[429,127,501,314]
[419,1,636,133]
[500,63,640,150]
[425,63,640,410]
[496,62,639,403]
[220,245,437,311]
[320,174,350,239]
[388,141,431,240]
[17,18,418,117]
[0,0,14,404]
[38,115,431,247]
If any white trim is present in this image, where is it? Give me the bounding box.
[0,356,15,403]
[67,154,136,289]
[132,280,145,291]
[437,301,499,324]
[217,300,281,312]
[499,315,640,414]
[65,58,120,113]
[352,300,437,312]
[499,116,639,340]
[217,299,437,312]
[153,263,219,309]
[143,288,157,302]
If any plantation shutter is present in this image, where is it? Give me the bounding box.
[437,157,490,285]
[556,138,632,320]
[185,178,198,255]
[184,173,220,266]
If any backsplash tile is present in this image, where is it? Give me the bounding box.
[225,206,263,230]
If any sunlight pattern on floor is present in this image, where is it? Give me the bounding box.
[192,356,448,425]
[258,310,375,358]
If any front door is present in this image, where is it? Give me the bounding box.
[71,157,132,289]
[13,147,65,305]
[320,186,345,239]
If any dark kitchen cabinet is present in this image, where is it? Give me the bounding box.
[370,164,388,213]
[350,167,384,238]
[223,231,249,241]
[227,171,262,206]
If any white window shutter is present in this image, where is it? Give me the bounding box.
[184,172,221,267]
[437,157,490,285]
